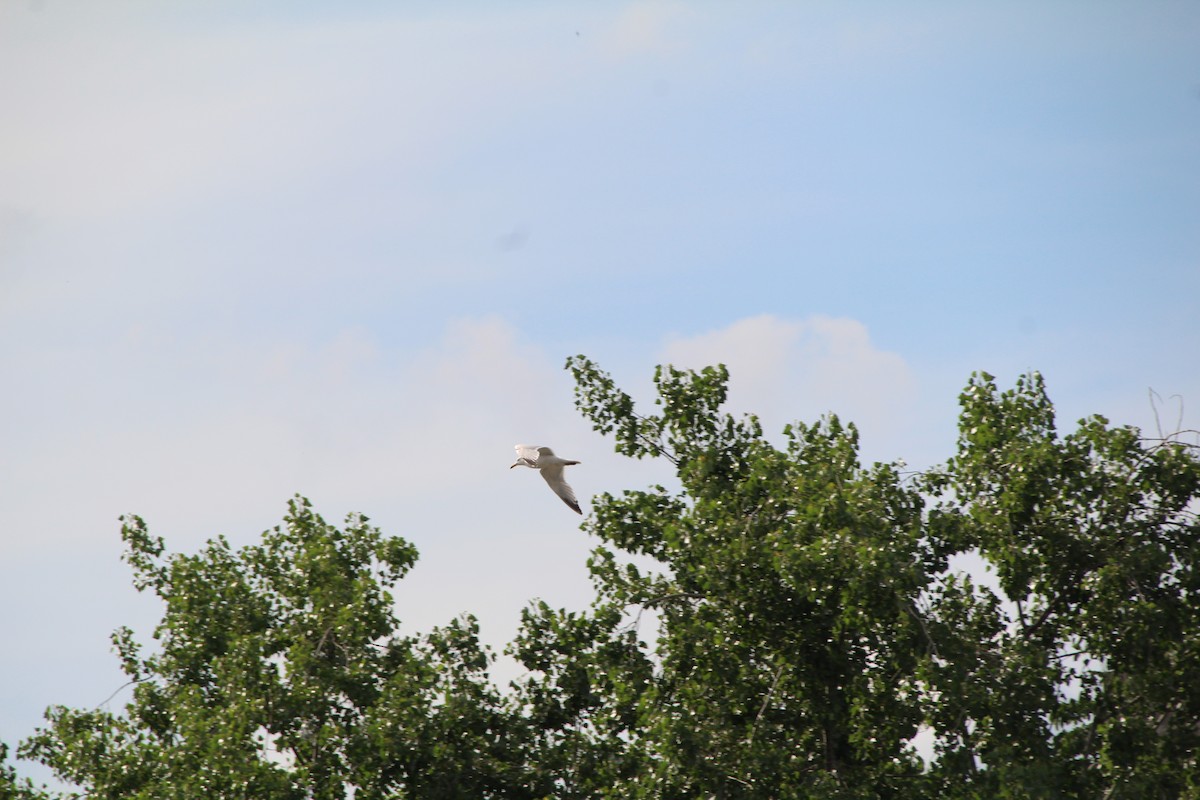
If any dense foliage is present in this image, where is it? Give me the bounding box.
[4,360,1198,798]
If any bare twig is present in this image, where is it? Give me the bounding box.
[96,678,143,709]
[1150,388,1167,441]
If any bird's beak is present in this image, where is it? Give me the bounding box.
[509,462,519,469]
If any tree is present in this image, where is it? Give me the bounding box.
[18,497,539,799]
[924,372,1200,797]
[0,741,49,800]
[12,360,1200,798]
[515,358,939,798]
[505,358,1199,798]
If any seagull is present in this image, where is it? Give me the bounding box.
[510,444,582,514]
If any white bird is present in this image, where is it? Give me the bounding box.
[510,444,582,514]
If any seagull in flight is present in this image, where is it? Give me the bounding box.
[510,444,582,514]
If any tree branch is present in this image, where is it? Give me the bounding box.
[642,592,706,608]
[96,678,143,709]
[747,664,786,744]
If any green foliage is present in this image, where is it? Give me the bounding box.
[536,358,1199,798]
[0,741,50,800]
[18,498,536,799]
[555,357,937,798]
[929,371,1200,798]
[11,361,1199,798]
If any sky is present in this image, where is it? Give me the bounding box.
[2,0,1198,784]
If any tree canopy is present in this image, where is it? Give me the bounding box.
[5,359,1198,799]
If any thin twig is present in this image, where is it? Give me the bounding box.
[96,678,143,709]
[1150,388,1166,440]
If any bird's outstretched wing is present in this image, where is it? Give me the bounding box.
[539,464,582,514]
[513,444,543,467]
[514,444,547,463]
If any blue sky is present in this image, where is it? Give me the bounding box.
[2,0,1198,783]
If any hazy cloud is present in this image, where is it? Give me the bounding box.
[661,314,919,463]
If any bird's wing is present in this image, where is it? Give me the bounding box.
[535,446,556,458]
[540,464,582,514]
[514,444,543,464]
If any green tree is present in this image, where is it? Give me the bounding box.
[0,741,49,800]
[13,360,1200,798]
[504,358,1199,798]
[513,357,940,799]
[922,372,1200,798]
[19,497,539,799]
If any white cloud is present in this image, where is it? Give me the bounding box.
[660,314,919,463]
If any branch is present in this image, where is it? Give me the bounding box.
[96,678,143,709]
[906,599,940,658]
[632,412,680,466]
[1148,389,1187,443]
[642,592,706,608]
[1141,389,1199,455]
[1023,594,1065,641]
[747,664,786,744]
